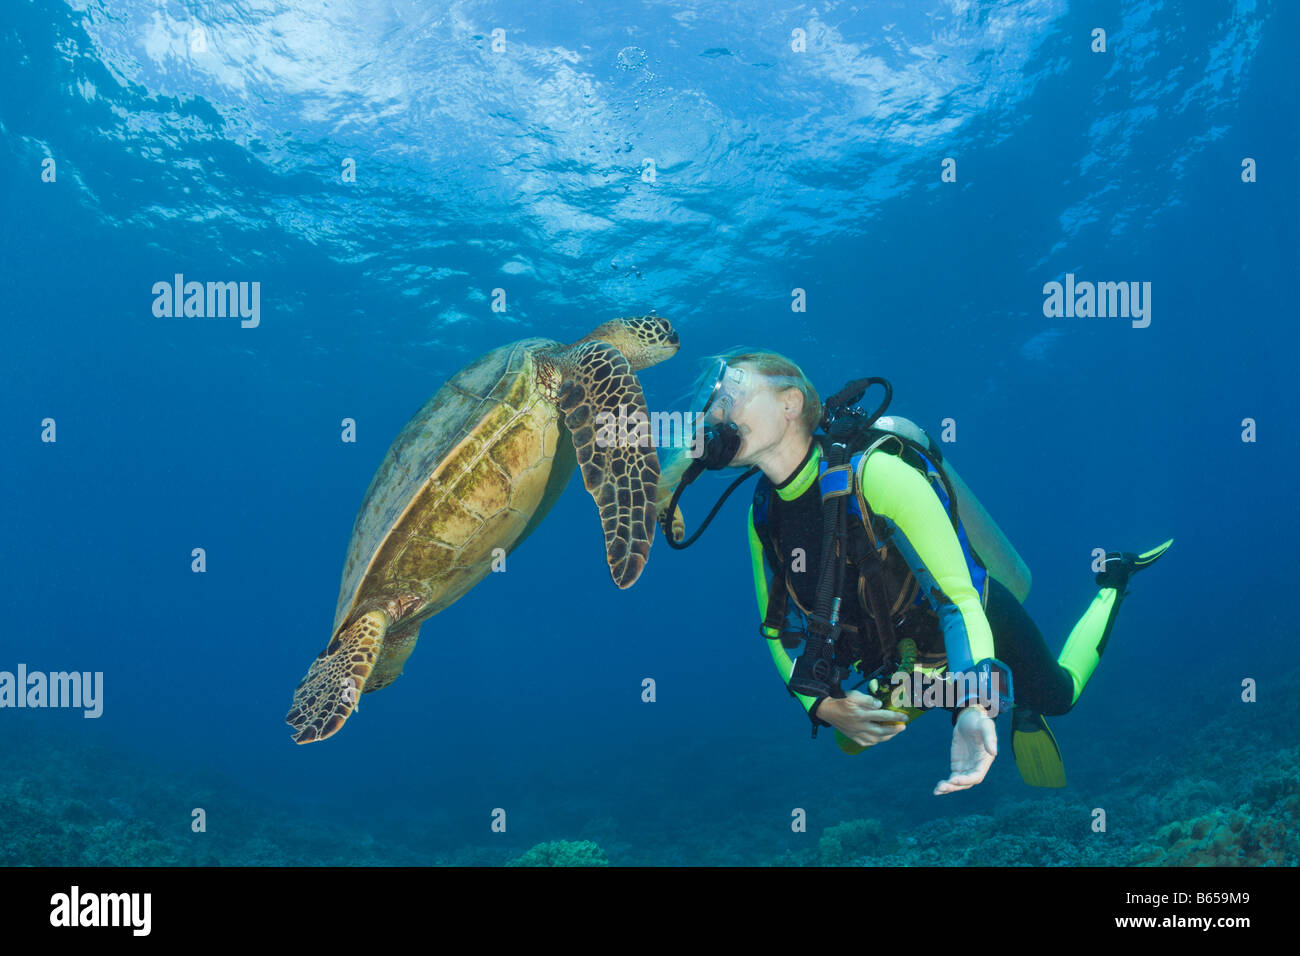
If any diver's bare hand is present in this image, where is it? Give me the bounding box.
[934,705,998,795]
[818,690,908,747]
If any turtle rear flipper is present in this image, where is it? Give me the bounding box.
[286,609,390,744]
[558,341,659,588]
[666,503,685,543]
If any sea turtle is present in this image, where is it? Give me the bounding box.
[285,315,679,743]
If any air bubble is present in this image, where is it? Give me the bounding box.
[616,46,647,71]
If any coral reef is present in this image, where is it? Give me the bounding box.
[1128,751,1300,866]
[1130,806,1290,866]
[819,818,886,866]
[509,840,609,867]
[4,667,1298,867]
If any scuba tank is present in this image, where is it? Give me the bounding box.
[820,377,1031,603]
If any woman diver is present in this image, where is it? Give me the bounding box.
[659,352,1171,794]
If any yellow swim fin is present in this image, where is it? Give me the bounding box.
[1134,537,1174,568]
[1012,708,1067,788]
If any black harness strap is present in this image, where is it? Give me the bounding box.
[846,503,900,667]
[785,442,850,706]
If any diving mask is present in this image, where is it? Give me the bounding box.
[692,359,757,424]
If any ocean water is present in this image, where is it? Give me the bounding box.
[2,0,1296,867]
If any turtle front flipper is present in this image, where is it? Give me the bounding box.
[285,609,390,744]
[557,341,659,588]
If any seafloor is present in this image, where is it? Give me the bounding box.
[5,670,1295,867]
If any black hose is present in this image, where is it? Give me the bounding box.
[821,377,893,437]
[661,465,760,550]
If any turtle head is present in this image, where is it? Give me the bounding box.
[576,314,679,371]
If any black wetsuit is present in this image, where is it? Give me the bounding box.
[758,445,1076,717]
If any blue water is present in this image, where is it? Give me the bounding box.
[2,0,1296,866]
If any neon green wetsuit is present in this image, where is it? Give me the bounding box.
[748,441,1009,720]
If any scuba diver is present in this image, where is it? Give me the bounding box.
[659,352,1171,794]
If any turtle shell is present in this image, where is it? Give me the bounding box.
[331,337,562,634]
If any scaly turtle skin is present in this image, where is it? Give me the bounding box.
[286,315,679,743]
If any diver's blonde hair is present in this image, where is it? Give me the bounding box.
[726,351,822,435]
[655,349,822,518]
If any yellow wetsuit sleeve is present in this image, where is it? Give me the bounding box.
[748,505,818,713]
[859,450,996,670]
